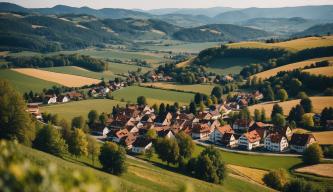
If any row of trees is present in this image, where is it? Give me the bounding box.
[6,54,108,72]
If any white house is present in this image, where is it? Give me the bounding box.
[44,95,57,104]
[264,133,289,152]
[290,133,317,153]
[238,130,261,150]
[221,133,239,148]
[191,123,212,139]
[209,124,233,143]
[57,95,70,103]
[131,137,152,154]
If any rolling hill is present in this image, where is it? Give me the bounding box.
[294,23,333,37]
[173,24,270,42]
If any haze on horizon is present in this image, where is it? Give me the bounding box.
[2,0,333,10]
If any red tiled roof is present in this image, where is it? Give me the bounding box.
[243,130,261,143]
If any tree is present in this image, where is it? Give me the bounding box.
[154,138,180,165]
[0,79,35,145]
[211,95,218,104]
[33,124,68,157]
[272,113,286,127]
[297,91,308,99]
[50,114,59,126]
[176,132,195,159]
[288,104,305,125]
[99,113,108,126]
[265,85,275,101]
[300,98,313,113]
[159,103,166,115]
[59,119,71,143]
[68,129,88,157]
[145,147,153,160]
[207,98,213,107]
[301,114,314,127]
[271,104,283,120]
[99,142,127,175]
[278,89,288,101]
[146,129,157,140]
[88,110,98,124]
[189,101,197,115]
[194,93,203,104]
[323,145,333,158]
[283,178,320,192]
[320,107,333,126]
[211,86,222,100]
[302,143,323,165]
[195,146,226,184]
[152,104,159,114]
[87,136,100,165]
[261,108,267,122]
[199,102,205,112]
[137,96,147,106]
[239,107,251,120]
[254,109,261,122]
[289,78,302,96]
[71,116,85,129]
[263,169,288,190]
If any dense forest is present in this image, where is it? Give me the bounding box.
[5,54,108,72]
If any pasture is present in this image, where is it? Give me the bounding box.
[142,42,220,53]
[303,66,333,77]
[41,99,125,122]
[312,131,333,145]
[228,35,333,51]
[141,82,215,94]
[295,164,333,178]
[112,86,194,105]
[12,68,101,87]
[0,69,60,93]
[248,96,333,118]
[18,143,271,192]
[228,164,267,185]
[251,57,333,79]
[205,57,263,75]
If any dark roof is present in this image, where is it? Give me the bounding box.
[120,133,137,146]
[267,133,285,143]
[132,137,152,148]
[157,129,173,137]
[90,123,107,132]
[290,133,315,146]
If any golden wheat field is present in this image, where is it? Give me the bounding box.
[312,131,333,145]
[295,164,333,178]
[251,57,333,79]
[228,36,333,51]
[228,165,267,185]
[303,66,333,77]
[12,68,100,87]
[248,97,333,118]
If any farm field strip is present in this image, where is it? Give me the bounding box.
[228,35,333,51]
[312,131,333,145]
[248,96,333,118]
[303,66,333,77]
[251,57,333,79]
[12,68,101,87]
[295,164,333,178]
[141,82,215,94]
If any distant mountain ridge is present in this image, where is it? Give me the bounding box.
[142,7,239,17]
[293,23,333,37]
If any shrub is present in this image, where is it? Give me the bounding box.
[302,143,323,165]
[263,169,288,190]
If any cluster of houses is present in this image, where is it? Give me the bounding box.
[227,91,264,109]
[88,80,127,98]
[89,104,317,154]
[43,91,84,104]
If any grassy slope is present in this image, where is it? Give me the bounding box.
[251,57,333,79]
[228,36,333,51]
[141,82,215,94]
[248,97,333,118]
[303,66,333,77]
[0,69,60,93]
[112,86,195,105]
[41,99,126,122]
[142,42,220,54]
[17,144,271,192]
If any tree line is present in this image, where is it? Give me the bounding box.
[4,54,108,72]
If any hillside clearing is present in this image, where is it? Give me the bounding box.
[303,66,333,77]
[248,97,333,118]
[112,86,194,105]
[41,99,126,122]
[176,57,195,68]
[251,57,333,79]
[228,35,333,51]
[17,143,271,192]
[228,164,267,185]
[12,68,101,87]
[141,82,215,94]
[0,69,60,93]
[295,164,333,178]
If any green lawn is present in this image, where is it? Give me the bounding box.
[40,99,126,122]
[0,69,60,93]
[112,86,195,105]
[205,57,264,75]
[17,143,272,192]
[107,62,152,75]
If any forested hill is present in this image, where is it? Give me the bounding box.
[173,24,270,42]
[293,23,333,37]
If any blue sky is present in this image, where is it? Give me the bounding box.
[2,0,333,9]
